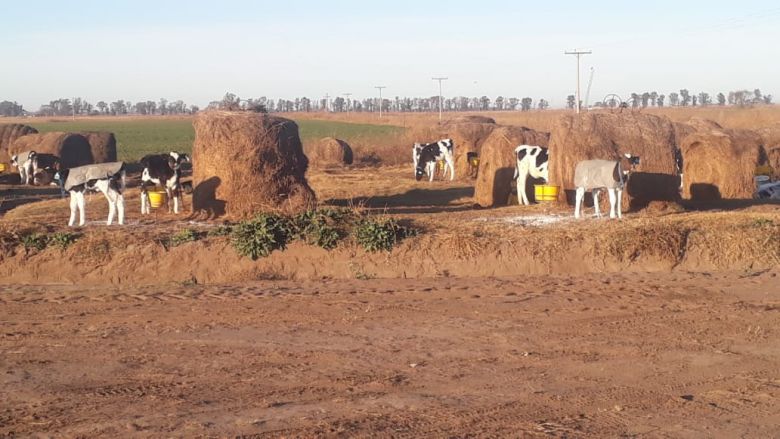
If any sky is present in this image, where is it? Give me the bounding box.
[1,0,779,109]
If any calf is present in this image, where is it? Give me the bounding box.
[513,145,549,205]
[414,139,455,182]
[10,151,34,185]
[29,152,61,185]
[674,147,684,191]
[55,162,126,226]
[412,143,435,179]
[573,154,640,219]
[140,152,190,214]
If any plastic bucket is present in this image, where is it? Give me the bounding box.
[534,184,560,202]
[0,163,6,173]
[469,157,480,168]
[148,191,166,208]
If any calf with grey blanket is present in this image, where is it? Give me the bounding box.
[55,162,126,226]
[573,154,640,219]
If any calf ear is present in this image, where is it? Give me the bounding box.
[624,153,632,159]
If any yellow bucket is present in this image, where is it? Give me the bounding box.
[755,165,773,176]
[148,190,166,208]
[534,184,559,202]
[437,160,446,171]
[0,163,6,173]
[469,157,480,168]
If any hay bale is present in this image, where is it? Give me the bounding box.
[0,124,38,164]
[8,132,93,169]
[474,126,549,207]
[681,127,767,201]
[441,122,498,180]
[309,137,353,167]
[79,131,117,163]
[450,115,496,124]
[767,148,780,181]
[192,111,316,218]
[548,112,679,211]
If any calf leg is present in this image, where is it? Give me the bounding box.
[616,188,623,219]
[447,158,455,181]
[607,188,617,219]
[517,171,528,205]
[76,192,86,226]
[574,187,585,218]
[172,187,180,214]
[68,192,78,226]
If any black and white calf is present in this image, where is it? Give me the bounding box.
[513,145,549,205]
[414,139,455,181]
[56,162,126,226]
[30,152,61,185]
[140,152,190,214]
[674,147,684,191]
[573,154,641,219]
[10,151,34,185]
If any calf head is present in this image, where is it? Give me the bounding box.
[621,153,641,175]
[415,145,438,181]
[33,169,56,186]
[167,152,191,170]
[54,168,70,188]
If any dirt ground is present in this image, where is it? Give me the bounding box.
[1,270,779,437]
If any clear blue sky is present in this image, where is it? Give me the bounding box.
[1,0,778,109]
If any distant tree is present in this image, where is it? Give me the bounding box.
[641,92,650,108]
[507,97,519,111]
[630,93,640,108]
[764,95,773,105]
[538,99,549,110]
[733,90,750,106]
[479,96,491,111]
[679,89,691,106]
[650,91,658,107]
[218,93,239,111]
[698,92,711,106]
[566,95,576,109]
[692,95,698,106]
[0,100,24,116]
[657,94,665,107]
[494,96,505,110]
[669,92,679,106]
[754,89,763,104]
[728,91,736,105]
[520,97,533,111]
[97,101,108,114]
[190,105,200,114]
[717,93,726,106]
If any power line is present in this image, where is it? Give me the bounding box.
[565,50,591,114]
[432,77,448,122]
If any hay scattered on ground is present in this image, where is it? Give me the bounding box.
[474,126,550,207]
[0,124,38,164]
[78,131,117,163]
[9,132,94,169]
[681,127,767,201]
[548,112,679,210]
[308,137,353,167]
[191,111,316,219]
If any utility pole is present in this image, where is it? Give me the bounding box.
[343,93,352,114]
[375,86,386,118]
[565,49,592,114]
[432,77,448,122]
[324,93,330,112]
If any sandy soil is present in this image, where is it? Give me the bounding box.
[2,270,778,437]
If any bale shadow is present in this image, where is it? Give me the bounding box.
[690,183,721,202]
[0,197,46,214]
[491,168,515,206]
[191,177,226,218]
[627,172,682,210]
[328,187,475,214]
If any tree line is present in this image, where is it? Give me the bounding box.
[0,88,773,117]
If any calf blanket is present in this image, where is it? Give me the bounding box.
[64,162,124,191]
[574,159,624,190]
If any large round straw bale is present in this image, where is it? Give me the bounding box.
[192,111,316,218]
[548,112,679,211]
[0,124,38,164]
[78,131,117,163]
[9,132,93,169]
[681,127,767,201]
[441,121,498,180]
[450,115,496,124]
[474,126,549,207]
[309,137,353,167]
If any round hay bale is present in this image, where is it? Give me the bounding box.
[474,126,549,207]
[0,124,38,164]
[449,115,496,125]
[548,112,679,211]
[439,119,506,180]
[309,137,353,167]
[9,132,93,169]
[192,111,316,219]
[681,127,767,201]
[78,131,117,163]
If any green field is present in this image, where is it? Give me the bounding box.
[30,118,403,162]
